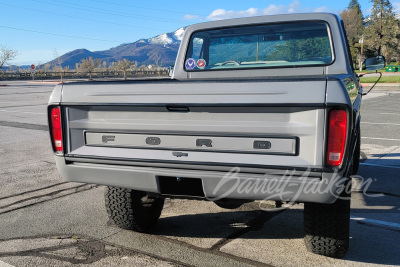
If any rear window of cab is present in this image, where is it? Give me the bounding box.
[184,21,333,71]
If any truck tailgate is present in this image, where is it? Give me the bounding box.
[61,79,326,171]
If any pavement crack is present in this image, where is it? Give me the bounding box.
[99,229,123,242]
[372,146,400,163]
[0,184,91,209]
[0,182,68,201]
[0,234,190,266]
[0,241,83,264]
[0,236,129,265]
[0,120,48,131]
[0,184,98,215]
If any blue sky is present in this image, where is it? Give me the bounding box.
[0,0,399,65]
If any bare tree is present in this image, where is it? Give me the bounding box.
[102,61,107,70]
[116,58,133,79]
[44,63,51,72]
[0,45,18,69]
[77,57,101,80]
[53,49,64,81]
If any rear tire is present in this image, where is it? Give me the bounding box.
[303,195,351,258]
[105,187,164,232]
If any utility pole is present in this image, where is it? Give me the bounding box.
[378,0,383,55]
[359,36,364,71]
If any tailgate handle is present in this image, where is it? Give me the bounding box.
[166,106,190,112]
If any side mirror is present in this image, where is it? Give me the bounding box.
[365,56,385,71]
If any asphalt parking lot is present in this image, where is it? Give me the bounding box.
[0,80,399,266]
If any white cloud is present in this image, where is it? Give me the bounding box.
[183,14,200,20]
[207,0,335,21]
[261,0,302,15]
[313,6,330,13]
[207,8,258,20]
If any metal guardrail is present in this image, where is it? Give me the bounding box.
[0,70,169,81]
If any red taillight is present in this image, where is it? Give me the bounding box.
[327,110,347,167]
[50,106,63,153]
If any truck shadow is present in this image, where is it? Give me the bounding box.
[156,206,399,265]
[158,207,303,239]
[154,164,399,266]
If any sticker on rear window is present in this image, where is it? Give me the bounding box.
[197,59,206,69]
[185,58,196,70]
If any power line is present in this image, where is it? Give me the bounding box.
[0,25,122,43]
[27,0,185,24]
[0,2,167,31]
[84,0,207,16]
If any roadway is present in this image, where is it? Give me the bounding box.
[0,80,399,266]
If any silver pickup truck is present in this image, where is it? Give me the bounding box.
[48,13,384,258]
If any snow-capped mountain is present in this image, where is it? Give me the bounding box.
[148,27,185,46]
[47,27,186,68]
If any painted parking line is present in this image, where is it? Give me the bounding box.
[27,81,60,84]
[362,93,388,100]
[351,217,400,232]
[0,110,45,115]
[360,163,400,169]
[361,137,400,141]
[361,122,400,126]
[381,113,400,115]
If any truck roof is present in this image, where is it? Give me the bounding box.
[173,13,351,80]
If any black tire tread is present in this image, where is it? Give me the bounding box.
[105,187,164,232]
[304,197,350,258]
